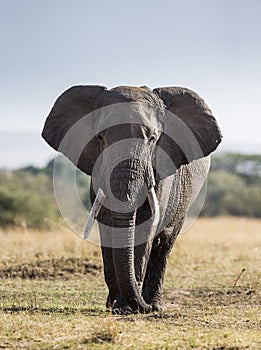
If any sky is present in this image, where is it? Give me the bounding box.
[0,0,261,168]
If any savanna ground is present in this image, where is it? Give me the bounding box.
[0,217,260,349]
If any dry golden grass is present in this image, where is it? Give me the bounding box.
[0,224,101,263]
[167,217,261,288]
[0,217,260,349]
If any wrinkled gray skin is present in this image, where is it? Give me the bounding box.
[42,85,222,314]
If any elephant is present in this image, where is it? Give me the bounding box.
[42,85,222,314]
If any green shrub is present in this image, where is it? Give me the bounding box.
[202,154,261,218]
[0,156,91,229]
[0,171,60,229]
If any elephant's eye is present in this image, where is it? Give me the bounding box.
[148,135,157,143]
[97,134,104,141]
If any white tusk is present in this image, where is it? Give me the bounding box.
[83,188,106,240]
[147,187,160,229]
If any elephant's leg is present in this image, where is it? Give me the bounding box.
[142,225,182,311]
[102,247,133,314]
[109,239,153,314]
[110,234,153,313]
[102,247,131,313]
[99,219,119,310]
[99,218,130,313]
[101,246,118,309]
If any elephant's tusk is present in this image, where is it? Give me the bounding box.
[83,188,105,240]
[147,187,160,229]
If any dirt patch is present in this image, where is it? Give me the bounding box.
[0,256,102,280]
[165,286,260,307]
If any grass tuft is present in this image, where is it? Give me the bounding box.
[85,317,123,345]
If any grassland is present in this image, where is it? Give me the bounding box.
[0,217,260,349]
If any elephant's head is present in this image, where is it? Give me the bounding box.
[42,85,222,312]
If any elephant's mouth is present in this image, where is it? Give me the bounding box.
[83,186,159,240]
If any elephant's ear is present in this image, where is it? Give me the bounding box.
[153,87,222,178]
[42,85,107,175]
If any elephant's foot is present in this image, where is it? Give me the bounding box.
[105,293,116,310]
[109,295,152,314]
[151,299,166,312]
[143,293,165,312]
[111,295,131,314]
[112,305,134,315]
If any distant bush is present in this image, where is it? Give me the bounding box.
[202,154,261,218]
[0,155,91,229]
[43,156,91,209]
[0,171,60,229]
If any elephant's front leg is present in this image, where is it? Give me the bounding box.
[98,219,119,310]
[104,241,153,314]
[100,216,151,314]
[102,245,136,314]
[142,228,179,311]
[101,246,118,309]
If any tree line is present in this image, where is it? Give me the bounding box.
[0,153,260,229]
[201,153,261,217]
